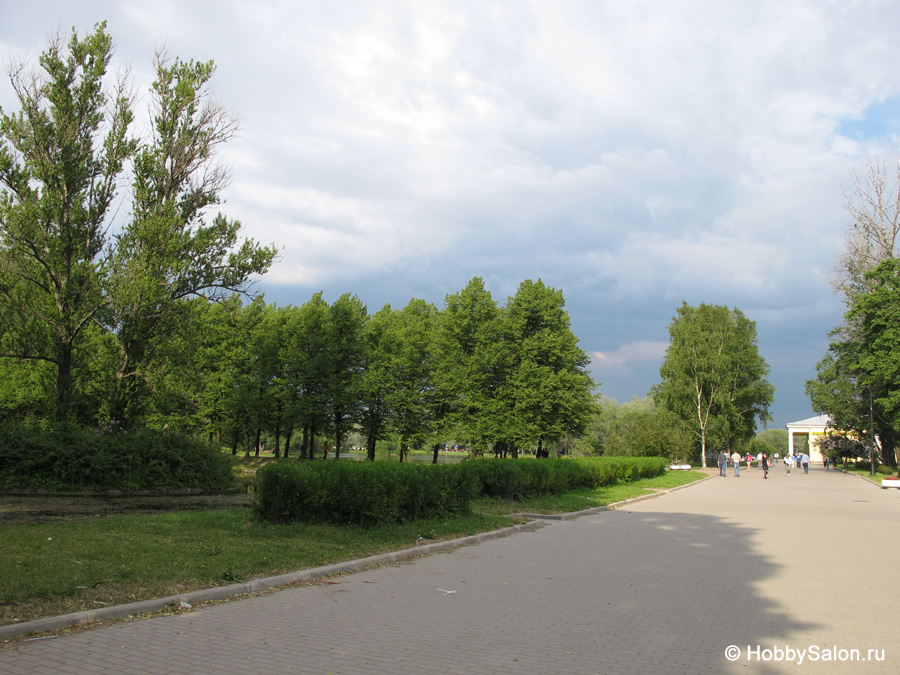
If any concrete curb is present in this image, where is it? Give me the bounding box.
[0,520,546,642]
[1,473,712,642]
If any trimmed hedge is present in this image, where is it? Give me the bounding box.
[464,456,668,500]
[254,460,479,525]
[254,456,668,525]
[0,423,235,492]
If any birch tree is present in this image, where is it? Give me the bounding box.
[654,302,773,467]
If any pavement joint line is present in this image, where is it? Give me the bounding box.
[0,472,712,642]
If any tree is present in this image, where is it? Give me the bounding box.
[812,157,900,466]
[433,277,504,455]
[504,279,595,457]
[281,293,331,459]
[654,302,773,467]
[845,257,900,464]
[385,298,439,462]
[0,27,275,427]
[0,23,135,421]
[106,52,275,426]
[325,293,367,459]
[593,396,693,461]
[358,304,395,461]
[829,156,900,308]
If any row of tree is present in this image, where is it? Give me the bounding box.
[0,275,597,460]
[807,157,900,467]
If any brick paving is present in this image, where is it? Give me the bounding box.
[1,466,898,674]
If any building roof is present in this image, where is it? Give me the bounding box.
[785,415,831,429]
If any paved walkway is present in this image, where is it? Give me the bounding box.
[1,467,898,674]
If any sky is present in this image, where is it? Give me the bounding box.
[3,1,900,430]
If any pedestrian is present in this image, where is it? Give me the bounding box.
[762,453,769,479]
[718,449,728,477]
[802,453,809,474]
[731,450,742,476]
[784,454,792,476]
[745,453,752,473]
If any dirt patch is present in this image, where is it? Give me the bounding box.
[0,493,253,525]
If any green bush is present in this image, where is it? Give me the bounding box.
[254,460,479,525]
[461,456,667,499]
[876,464,894,476]
[253,455,668,526]
[0,423,234,492]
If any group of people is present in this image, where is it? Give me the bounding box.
[716,450,812,479]
[783,453,810,475]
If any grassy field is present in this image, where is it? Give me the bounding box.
[0,470,705,627]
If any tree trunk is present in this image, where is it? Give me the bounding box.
[284,427,293,459]
[367,435,376,462]
[274,424,281,459]
[432,443,440,465]
[55,346,73,422]
[334,411,342,460]
[300,424,309,460]
[254,427,261,457]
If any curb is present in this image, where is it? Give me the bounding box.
[1,473,711,642]
[0,520,546,642]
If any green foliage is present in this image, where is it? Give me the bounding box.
[0,423,234,492]
[0,22,136,421]
[254,460,478,525]
[592,396,694,461]
[446,456,666,500]
[254,456,667,526]
[810,257,900,467]
[752,429,789,456]
[654,302,774,464]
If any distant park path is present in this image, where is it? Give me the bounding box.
[2,466,897,674]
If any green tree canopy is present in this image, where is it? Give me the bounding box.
[654,302,773,466]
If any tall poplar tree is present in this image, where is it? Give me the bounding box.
[0,23,135,421]
[106,53,275,426]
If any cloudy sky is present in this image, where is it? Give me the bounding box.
[3,1,900,429]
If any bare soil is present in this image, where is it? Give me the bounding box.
[0,492,253,525]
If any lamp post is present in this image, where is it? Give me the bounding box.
[854,386,877,476]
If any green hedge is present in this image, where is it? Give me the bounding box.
[253,460,479,525]
[0,423,234,492]
[464,456,667,499]
[254,456,668,525]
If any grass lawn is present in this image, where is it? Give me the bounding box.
[0,470,705,627]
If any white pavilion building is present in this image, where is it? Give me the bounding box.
[785,415,831,462]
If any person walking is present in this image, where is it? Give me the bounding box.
[784,454,793,476]
[718,450,728,477]
[762,453,769,479]
[745,453,752,473]
[802,453,810,474]
[731,450,742,477]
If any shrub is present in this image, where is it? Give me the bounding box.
[0,423,234,492]
[254,460,478,525]
[253,455,668,526]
